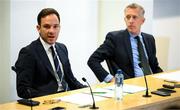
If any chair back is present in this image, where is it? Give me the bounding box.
[11,66,17,73]
[106,59,118,76]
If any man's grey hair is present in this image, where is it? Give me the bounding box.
[124,3,145,17]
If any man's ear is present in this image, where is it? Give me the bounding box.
[36,25,40,32]
[142,18,145,24]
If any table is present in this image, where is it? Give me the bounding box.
[0,71,180,110]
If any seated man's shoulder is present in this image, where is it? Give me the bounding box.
[108,29,128,36]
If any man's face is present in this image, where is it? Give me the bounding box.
[37,14,60,45]
[124,8,145,35]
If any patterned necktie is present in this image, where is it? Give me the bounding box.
[50,46,62,79]
[50,46,68,91]
[136,36,152,75]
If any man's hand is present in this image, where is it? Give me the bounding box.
[109,78,115,83]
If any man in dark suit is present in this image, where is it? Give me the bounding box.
[15,8,85,98]
[88,3,163,82]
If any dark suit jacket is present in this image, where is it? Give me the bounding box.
[15,38,85,98]
[88,29,163,82]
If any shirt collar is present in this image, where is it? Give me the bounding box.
[129,32,142,39]
[39,37,55,52]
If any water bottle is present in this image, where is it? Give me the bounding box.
[115,69,124,100]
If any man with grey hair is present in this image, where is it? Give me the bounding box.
[88,3,163,82]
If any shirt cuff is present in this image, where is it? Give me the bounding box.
[104,74,113,83]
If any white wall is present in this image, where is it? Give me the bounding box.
[153,17,180,70]
[153,0,180,70]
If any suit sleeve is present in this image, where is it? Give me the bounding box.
[87,32,116,82]
[15,47,40,98]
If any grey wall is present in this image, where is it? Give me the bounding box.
[154,0,180,18]
[0,0,11,103]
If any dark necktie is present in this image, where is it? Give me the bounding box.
[50,46,68,91]
[136,36,152,75]
[50,46,62,79]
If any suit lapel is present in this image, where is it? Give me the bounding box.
[35,39,55,76]
[123,30,133,64]
[54,43,66,70]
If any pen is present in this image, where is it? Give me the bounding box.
[92,92,107,94]
[164,80,177,84]
[105,88,114,91]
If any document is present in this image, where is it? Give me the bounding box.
[83,88,115,98]
[153,71,180,82]
[54,84,145,105]
[104,84,146,94]
[54,93,107,105]
[83,84,145,98]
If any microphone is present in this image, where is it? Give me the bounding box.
[82,77,99,109]
[139,63,151,97]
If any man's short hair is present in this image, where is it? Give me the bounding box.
[37,8,60,25]
[124,3,145,17]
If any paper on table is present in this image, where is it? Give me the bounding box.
[83,88,127,98]
[153,71,180,82]
[104,84,146,94]
[54,93,107,105]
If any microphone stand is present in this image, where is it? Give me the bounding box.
[82,77,99,109]
[27,89,33,110]
[139,64,151,97]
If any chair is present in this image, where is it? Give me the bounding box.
[106,59,117,76]
[11,66,17,73]
[106,59,130,79]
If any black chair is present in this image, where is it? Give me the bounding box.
[106,59,117,76]
[11,66,17,73]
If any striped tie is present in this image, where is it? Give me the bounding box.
[50,46,62,79]
[50,46,69,91]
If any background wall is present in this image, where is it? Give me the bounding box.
[153,0,180,70]
[0,0,180,104]
[0,0,11,104]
